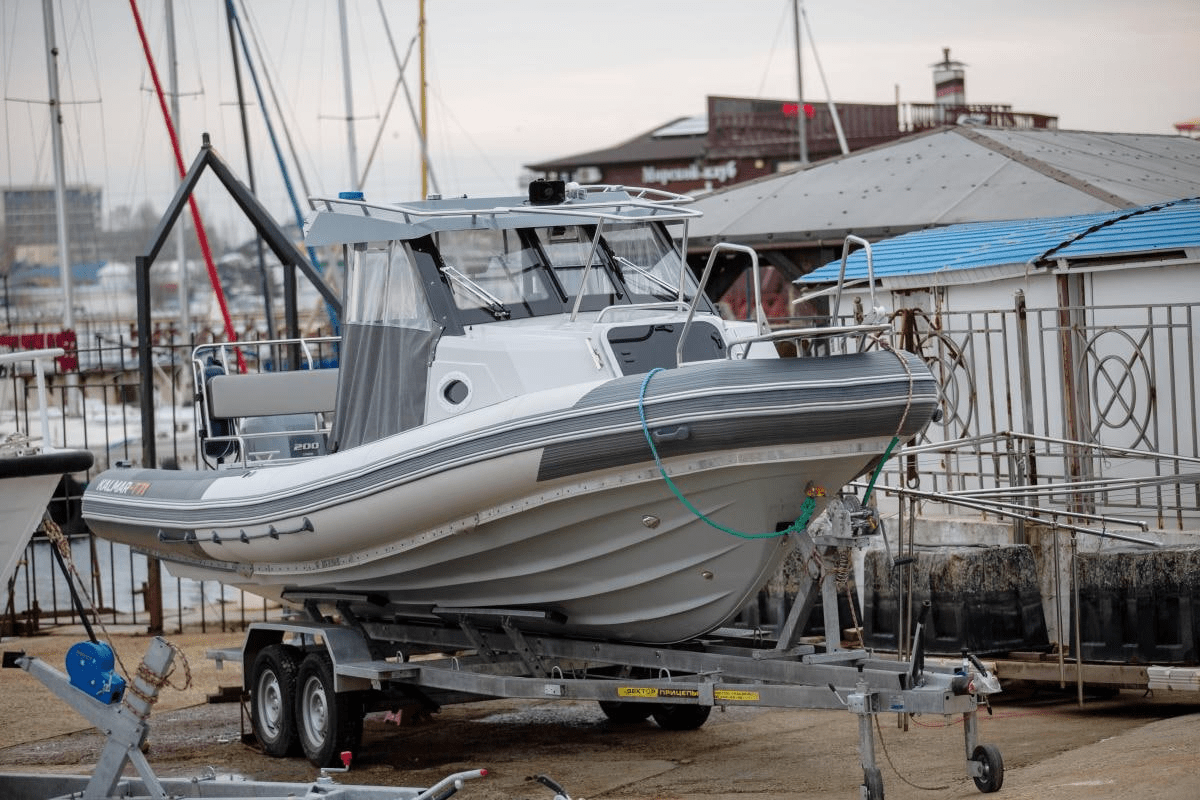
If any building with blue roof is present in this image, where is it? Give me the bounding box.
[800,197,1200,292]
[686,127,1200,313]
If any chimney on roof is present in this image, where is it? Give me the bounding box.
[932,47,967,110]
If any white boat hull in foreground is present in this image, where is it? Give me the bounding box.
[1,348,94,584]
[86,352,936,643]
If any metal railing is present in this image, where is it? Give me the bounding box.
[1,330,340,635]
[3,290,1197,635]
[903,103,1058,132]
[825,292,1200,531]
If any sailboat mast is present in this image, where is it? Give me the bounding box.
[40,0,74,330]
[791,0,808,165]
[165,0,191,333]
[224,0,275,341]
[338,0,360,191]
[419,0,428,198]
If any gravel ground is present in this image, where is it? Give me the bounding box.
[2,630,1198,799]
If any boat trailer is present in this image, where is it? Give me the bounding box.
[0,636,497,800]
[206,495,1004,800]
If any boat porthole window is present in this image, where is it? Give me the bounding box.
[442,379,469,405]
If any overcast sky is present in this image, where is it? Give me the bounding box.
[2,0,1198,243]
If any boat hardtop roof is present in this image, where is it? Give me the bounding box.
[304,182,701,246]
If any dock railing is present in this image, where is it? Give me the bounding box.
[1,329,340,636]
[2,291,1197,635]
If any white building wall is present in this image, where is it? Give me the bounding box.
[826,257,1200,531]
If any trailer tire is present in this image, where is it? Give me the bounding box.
[249,644,301,757]
[863,766,884,800]
[970,743,1004,793]
[295,652,364,768]
[650,703,711,730]
[598,701,654,723]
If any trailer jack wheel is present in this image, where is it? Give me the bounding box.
[862,765,884,800]
[295,652,364,768]
[970,743,1004,793]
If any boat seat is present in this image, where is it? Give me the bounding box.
[207,369,339,419]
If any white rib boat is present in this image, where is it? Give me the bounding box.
[83,182,937,644]
[1,348,94,584]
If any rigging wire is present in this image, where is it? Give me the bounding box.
[127,0,245,373]
[1,2,25,194]
[56,0,104,264]
[76,0,113,259]
[238,1,315,203]
[755,0,791,97]
[364,0,436,194]
[277,1,325,198]
[227,0,339,333]
[429,86,509,192]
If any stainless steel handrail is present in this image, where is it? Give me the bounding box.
[725,322,893,356]
[309,185,702,227]
[0,347,65,452]
[677,243,767,367]
[831,234,879,323]
[594,302,693,324]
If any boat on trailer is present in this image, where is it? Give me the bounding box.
[83,181,937,645]
[1,348,94,585]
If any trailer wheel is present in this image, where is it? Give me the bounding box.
[295,652,364,768]
[598,701,654,723]
[970,743,1004,793]
[863,766,884,800]
[249,644,301,756]
[650,703,711,730]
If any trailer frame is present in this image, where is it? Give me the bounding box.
[211,498,1006,799]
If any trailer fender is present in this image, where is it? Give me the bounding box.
[240,622,375,693]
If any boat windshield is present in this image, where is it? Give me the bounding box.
[435,228,560,319]
[426,220,710,324]
[602,222,696,304]
[535,226,622,309]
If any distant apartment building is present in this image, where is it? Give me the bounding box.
[2,185,102,266]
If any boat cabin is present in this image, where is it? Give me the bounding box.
[198,183,738,465]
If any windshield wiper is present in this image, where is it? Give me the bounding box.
[614,255,682,300]
[442,264,511,320]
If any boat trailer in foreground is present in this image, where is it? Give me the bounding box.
[207,496,1004,800]
[0,637,496,800]
[0,497,1003,800]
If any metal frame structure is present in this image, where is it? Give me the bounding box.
[134,134,343,471]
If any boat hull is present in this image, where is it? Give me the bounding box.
[84,352,937,643]
[0,451,94,584]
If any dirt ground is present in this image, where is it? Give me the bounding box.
[1,629,1198,800]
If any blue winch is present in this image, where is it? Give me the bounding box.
[66,640,126,704]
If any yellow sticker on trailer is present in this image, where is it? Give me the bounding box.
[658,687,700,699]
[617,687,659,698]
[714,689,761,702]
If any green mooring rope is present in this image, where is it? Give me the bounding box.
[861,435,900,505]
[638,368,815,540]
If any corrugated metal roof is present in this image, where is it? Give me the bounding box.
[654,115,708,137]
[689,128,1200,249]
[527,118,705,170]
[799,197,1200,284]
